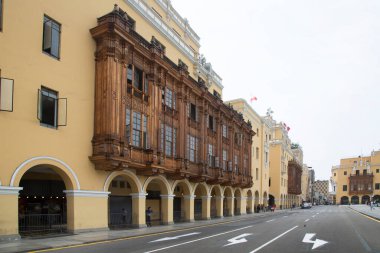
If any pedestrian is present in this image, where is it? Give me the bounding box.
[257,204,261,213]
[121,208,127,224]
[370,201,374,211]
[146,206,152,227]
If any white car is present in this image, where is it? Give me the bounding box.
[301,202,312,209]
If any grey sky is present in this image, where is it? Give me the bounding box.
[172,0,380,180]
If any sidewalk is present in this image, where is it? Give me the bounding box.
[0,209,288,253]
[348,204,380,221]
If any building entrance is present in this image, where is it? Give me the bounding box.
[18,166,67,236]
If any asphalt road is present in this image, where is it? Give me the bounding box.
[34,206,380,253]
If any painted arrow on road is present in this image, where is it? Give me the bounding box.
[302,233,328,250]
[223,233,252,247]
[150,232,201,242]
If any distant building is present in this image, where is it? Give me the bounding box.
[331,150,380,205]
[312,180,329,204]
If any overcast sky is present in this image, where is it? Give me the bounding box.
[172,0,380,180]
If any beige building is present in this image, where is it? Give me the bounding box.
[331,150,380,205]
[0,0,256,240]
[225,100,274,212]
[301,164,310,202]
[268,119,303,208]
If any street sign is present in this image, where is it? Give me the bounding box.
[302,233,328,250]
[150,232,201,242]
[223,233,252,247]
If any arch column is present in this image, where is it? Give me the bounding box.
[214,196,224,218]
[201,195,211,220]
[0,186,23,239]
[183,195,195,222]
[236,197,247,215]
[130,193,148,228]
[225,197,234,216]
[160,194,174,225]
[64,190,110,233]
[247,197,254,213]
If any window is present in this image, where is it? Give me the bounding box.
[126,108,131,144]
[363,169,367,175]
[0,0,3,31]
[334,173,336,176]
[269,177,271,187]
[256,147,259,159]
[187,134,197,162]
[222,125,228,138]
[143,114,148,149]
[127,65,133,84]
[134,68,143,90]
[0,76,14,112]
[208,115,215,131]
[161,124,176,157]
[132,112,141,146]
[256,128,259,137]
[356,170,360,175]
[256,168,258,180]
[208,144,214,167]
[43,15,61,59]
[190,103,197,121]
[37,87,66,128]
[344,171,347,175]
[164,87,176,109]
[265,151,268,163]
[222,149,227,171]
[213,90,220,98]
[375,183,380,190]
[234,155,238,174]
[377,169,379,173]
[343,185,347,191]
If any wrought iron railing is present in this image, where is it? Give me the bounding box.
[109,212,132,229]
[19,214,66,236]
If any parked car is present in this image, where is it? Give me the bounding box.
[301,202,312,209]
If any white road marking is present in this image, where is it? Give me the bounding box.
[144,225,253,253]
[302,233,328,250]
[283,216,288,218]
[249,226,298,253]
[223,233,252,247]
[312,215,316,218]
[305,219,310,222]
[266,219,275,223]
[150,232,201,242]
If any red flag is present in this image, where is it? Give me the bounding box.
[287,126,290,131]
[249,96,257,103]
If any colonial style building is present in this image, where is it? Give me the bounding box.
[331,150,380,205]
[268,119,303,208]
[0,0,253,239]
[225,99,274,212]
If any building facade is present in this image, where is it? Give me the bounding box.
[225,99,273,212]
[268,120,303,208]
[0,0,254,239]
[312,180,329,204]
[331,151,380,205]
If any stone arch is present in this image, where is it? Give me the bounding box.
[142,175,171,195]
[172,180,192,196]
[104,170,142,193]
[11,156,78,190]
[210,185,223,197]
[193,183,210,220]
[340,196,349,205]
[362,195,370,204]
[223,186,234,197]
[246,190,253,214]
[351,196,359,205]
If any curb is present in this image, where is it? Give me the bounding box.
[348,207,380,222]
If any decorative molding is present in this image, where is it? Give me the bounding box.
[130,192,148,198]
[126,0,196,61]
[0,186,23,195]
[201,195,212,200]
[10,156,80,189]
[63,190,110,197]
[183,194,195,200]
[160,194,176,199]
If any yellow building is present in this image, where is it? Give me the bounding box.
[0,0,254,239]
[331,150,380,205]
[301,164,310,202]
[225,100,274,212]
[267,118,303,208]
